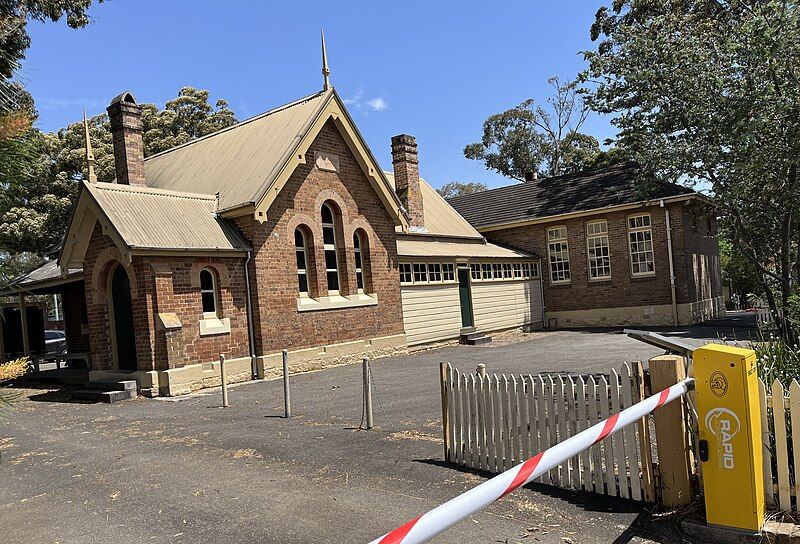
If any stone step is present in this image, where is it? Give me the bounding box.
[84,380,138,392]
[461,331,486,341]
[72,389,137,403]
[464,335,492,346]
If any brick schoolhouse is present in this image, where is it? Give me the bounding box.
[0,46,721,398]
[448,165,724,328]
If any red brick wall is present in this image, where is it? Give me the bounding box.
[483,202,720,312]
[236,119,404,355]
[82,223,249,372]
[141,256,250,370]
[62,281,89,353]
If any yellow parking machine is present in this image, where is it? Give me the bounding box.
[694,344,765,532]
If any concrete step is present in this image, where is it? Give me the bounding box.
[465,336,492,346]
[72,389,137,403]
[461,331,487,341]
[84,380,137,392]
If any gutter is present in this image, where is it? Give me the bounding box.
[661,200,679,326]
[243,250,258,378]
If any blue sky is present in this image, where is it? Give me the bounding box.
[23,1,614,190]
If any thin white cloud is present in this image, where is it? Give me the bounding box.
[367,97,388,112]
[342,88,388,114]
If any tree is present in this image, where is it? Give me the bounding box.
[436,181,488,199]
[585,0,800,338]
[0,1,102,79]
[464,76,598,180]
[0,87,238,256]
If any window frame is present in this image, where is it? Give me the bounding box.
[321,202,341,294]
[627,213,656,277]
[199,268,220,319]
[586,220,611,281]
[547,226,571,284]
[427,262,442,283]
[295,228,310,296]
[442,263,455,283]
[353,231,364,292]
[412,262,428,284]
[399,262,413,284]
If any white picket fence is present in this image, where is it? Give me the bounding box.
[756,309,776,331]
[441,363,656,502]
[760,378,800,513]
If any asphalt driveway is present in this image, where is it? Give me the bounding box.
[0,313,755,544]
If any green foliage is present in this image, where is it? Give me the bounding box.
[748,332,800,389]
[586,0,800,339]
[436,181,488,199]
[0,1,102,79]
[0,86,238,257]
[464,76,601,180]
[719,234,761,302]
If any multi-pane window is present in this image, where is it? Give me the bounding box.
[522,263,531,278]
[628,214,655,276]
[353,232,364,291]
[295,228,309,294]
[513,263,523,278]
[428,263,442,282]
[442,263,455,282]
[481,263,493,279]
[399,263,413,284]
[502,263,513,279]
[547,226,571,283]
[470,263,481,280]
[200,269,218,317]
[413,263,428,283]
[321,203,340,293]
[586,220,611,280]
[493,263,503,279]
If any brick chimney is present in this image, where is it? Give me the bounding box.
[524,171,539,183]
[391,134,424,228]
[107,91,145,186]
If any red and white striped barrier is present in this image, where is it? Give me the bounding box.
[369,377,694,544]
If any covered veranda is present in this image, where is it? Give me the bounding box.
[0,260,90,375]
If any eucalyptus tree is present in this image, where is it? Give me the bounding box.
[585,0,800,336]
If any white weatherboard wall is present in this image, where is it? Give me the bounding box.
[472,279,543,331]
[401,279,543,346]
[401,284,462,345]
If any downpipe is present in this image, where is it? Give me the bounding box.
[244,250,258,378]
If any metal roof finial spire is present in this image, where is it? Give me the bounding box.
[321,29,331,90]
[83,110,98,183]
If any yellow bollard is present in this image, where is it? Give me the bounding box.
[694,344,764,532]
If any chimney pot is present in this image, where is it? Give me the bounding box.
[524,171,539,183]
[391,134,424,228]
[107,91,146,186]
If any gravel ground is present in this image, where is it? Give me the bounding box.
[0,313,754,544]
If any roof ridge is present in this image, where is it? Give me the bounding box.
[144,89,329,163]
[91,181,216,202]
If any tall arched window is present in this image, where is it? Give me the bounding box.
[295,227,309,295]
[321,203,340,293]
[353,232,364,291]
[199,268,219,317]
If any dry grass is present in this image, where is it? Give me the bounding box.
[0,357,29,382]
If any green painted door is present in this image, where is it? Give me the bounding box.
[457,267,474,328]
[110,265,138,371]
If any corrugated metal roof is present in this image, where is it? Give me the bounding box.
[383,172,482,239]
[397,237,535,259]
[0,260,83,295]
[85,182,249,251]
[143,90,330,212]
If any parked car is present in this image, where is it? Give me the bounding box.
[44,330,67,355]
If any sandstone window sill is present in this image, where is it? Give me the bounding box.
[199,317,231,336]
[296,293,378,312]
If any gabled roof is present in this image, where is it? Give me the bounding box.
[448,163,698,230]
[142,88,407,228]
[59,182,250,269]
[144,91,329,212]
[382,172,482,240]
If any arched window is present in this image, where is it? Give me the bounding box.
[321,202,340,293]
[200,268,219,317]
[295,227,309,295]
[353,232,364,291]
